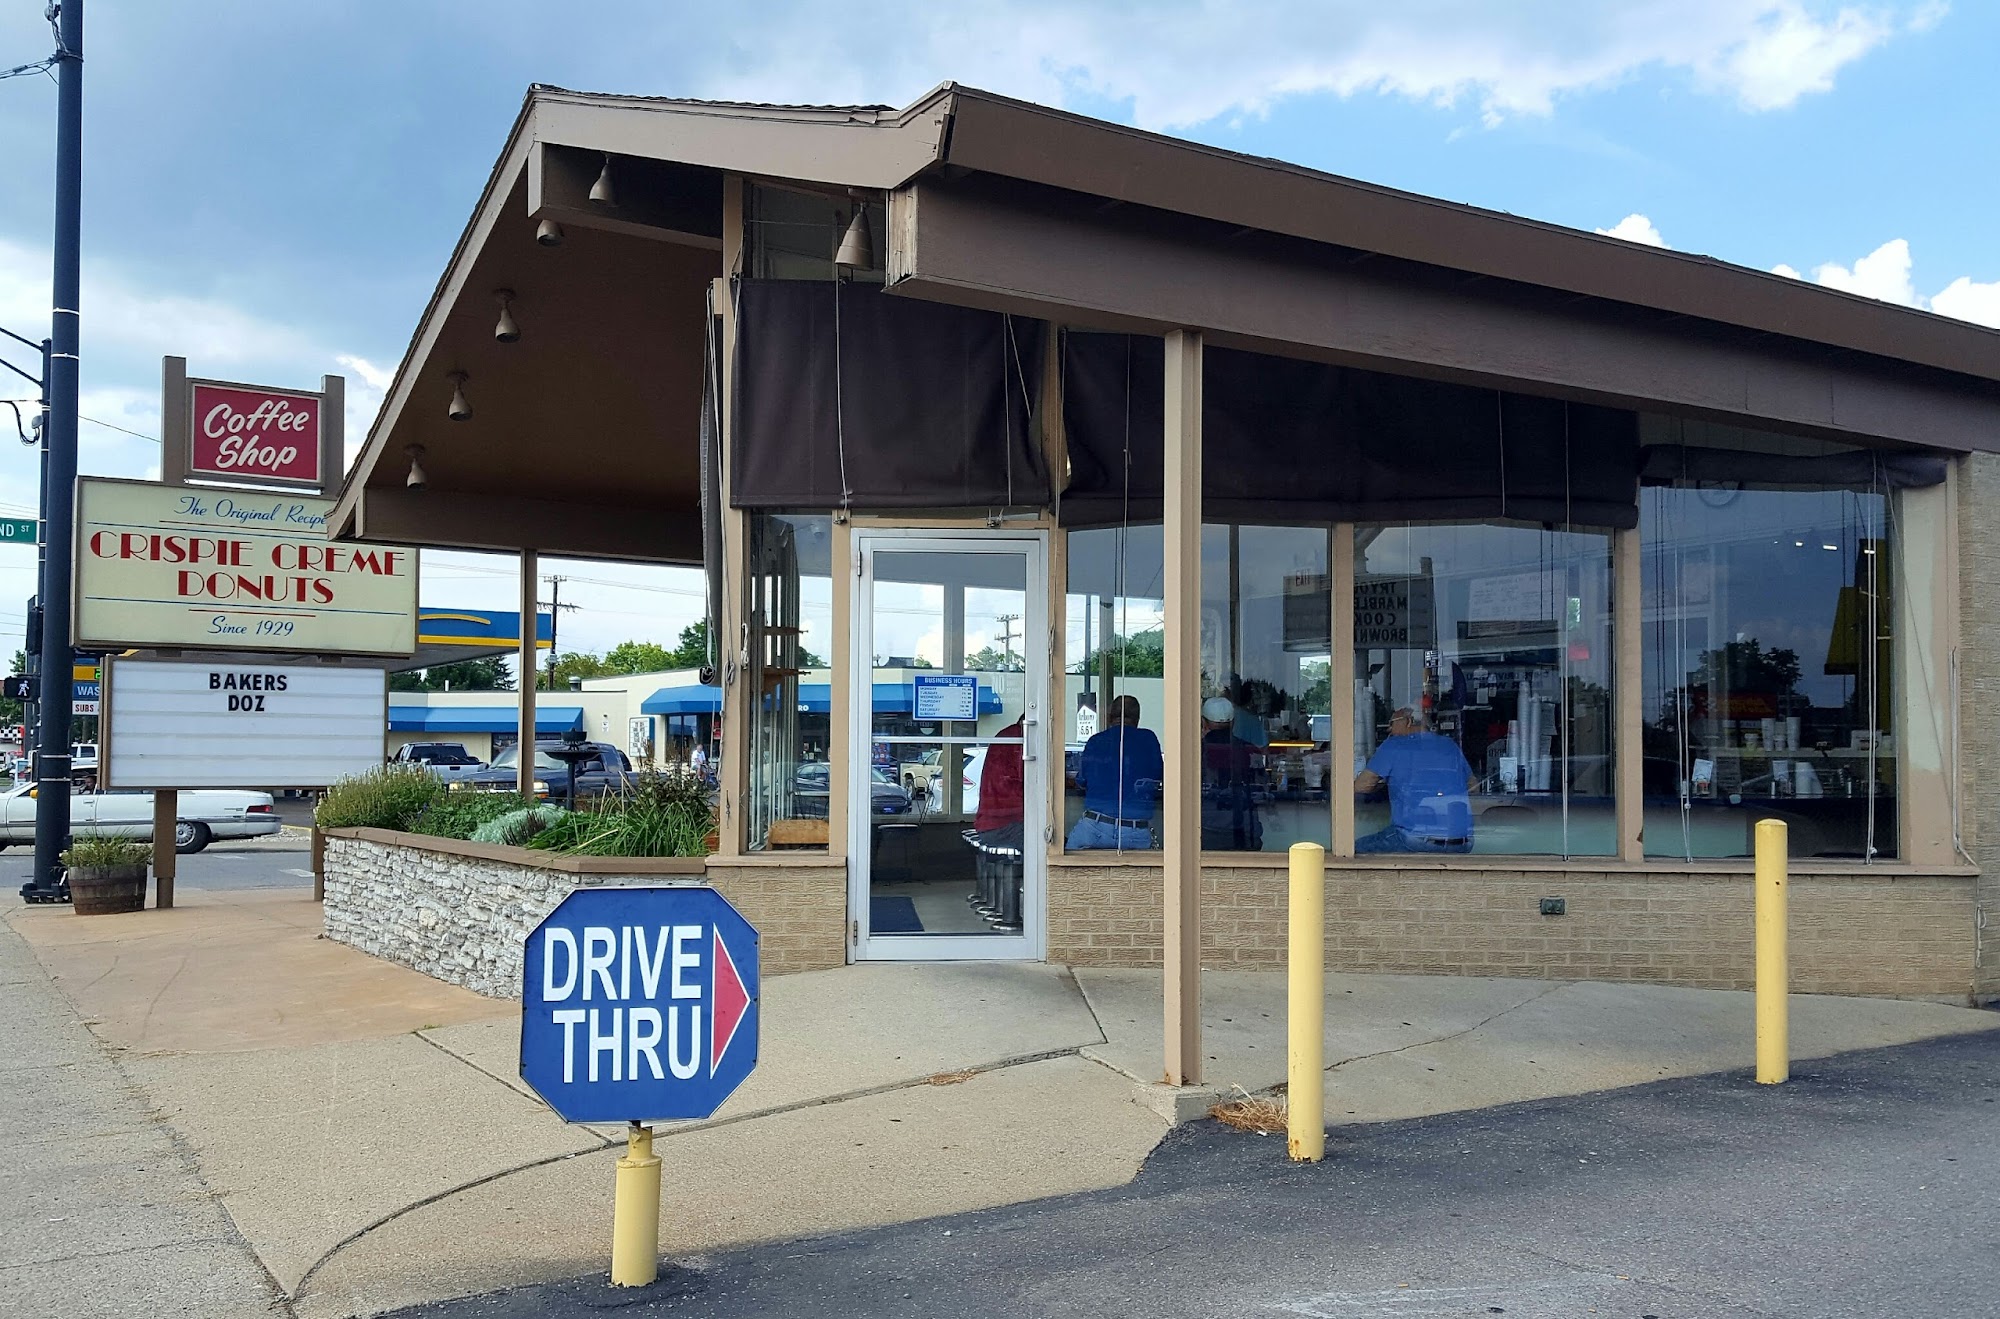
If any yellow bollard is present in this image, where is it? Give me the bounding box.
[610,1122,661,1287]
[1287,842,1326,1162]
[1754,818,1789,1085]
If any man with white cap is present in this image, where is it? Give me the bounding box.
[1353,706,1476,854]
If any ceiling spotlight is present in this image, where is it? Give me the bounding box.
[447,370,472,422]
[405,444,428,491]
[535,218,564,246]
[494,290,520,343]
[588,153,616,206]
[834,204,873,270]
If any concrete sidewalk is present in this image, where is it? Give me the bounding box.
[4,887,1994,1319]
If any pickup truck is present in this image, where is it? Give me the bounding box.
[389,742,489,783]
[455,740,635,804]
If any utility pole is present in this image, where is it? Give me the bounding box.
[539,575,578,690]
[996,612,1019,669]
[27,1,83,903]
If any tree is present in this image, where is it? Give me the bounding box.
[1072,632,1165,678]
[965,645,1021,672]
[547,651,613,689]
[603,640,676,675]
[388,656,514,693]
[1,649,23,725]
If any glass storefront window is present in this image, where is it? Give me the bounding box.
[1641,458,1893,860]
[1200,525,1333,852]
[745,513,833,851]
[1063,525,1167,850]
[1353,523,1615,857]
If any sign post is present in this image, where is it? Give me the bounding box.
[521,886,760,1287]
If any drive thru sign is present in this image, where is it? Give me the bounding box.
[521,887,759,1124]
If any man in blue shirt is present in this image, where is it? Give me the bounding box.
[1067,695,1163,850]
[1354,707,1476,854]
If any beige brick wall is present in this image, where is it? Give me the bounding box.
[1958,452,2000,1002]
[1049,861,1976,997]
[703,861,849,974]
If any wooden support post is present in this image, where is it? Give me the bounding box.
[716,176,749,857]
[152,788,176,909]
[1614,526,1643,862]
[1161,328,1203,1087]
[311,827,326,902]
[518,548,538,793]
[1331,525,1356,857]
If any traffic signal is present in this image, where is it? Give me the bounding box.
[2,676,32,700]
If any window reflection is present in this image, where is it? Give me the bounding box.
[1064,526,1166,849]
[1200,525,1332,852]
[745,514,833,851]
[1354,523,1615,857]
[1641,445,1893,859]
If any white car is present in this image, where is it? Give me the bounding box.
[0,783,282,854]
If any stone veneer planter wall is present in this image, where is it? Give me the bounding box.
[321,829,847,998]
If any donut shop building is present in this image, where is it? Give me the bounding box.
[327,84,2000,1067]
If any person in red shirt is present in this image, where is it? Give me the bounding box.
[972,717,1025,931]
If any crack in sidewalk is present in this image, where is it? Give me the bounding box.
[289,1040,1094,1303]
[1320,979,1573,1076]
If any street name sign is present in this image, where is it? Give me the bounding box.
[521,887,759,1124]
[0,517,35,544]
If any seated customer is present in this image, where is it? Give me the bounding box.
[1354,707,1476,854]
[1067,695,1162,849]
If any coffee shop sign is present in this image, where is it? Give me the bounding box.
[189,381,322,486]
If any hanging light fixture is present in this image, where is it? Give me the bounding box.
[446,371,472,422]
[535,218,564,246]
[834,202,873,270]
[588,153,616,206]
[493,289,520,343]
[404,444,428,490]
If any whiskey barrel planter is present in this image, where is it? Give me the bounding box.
[67,864,148,915]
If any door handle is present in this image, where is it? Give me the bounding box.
[1021,712,1038,762]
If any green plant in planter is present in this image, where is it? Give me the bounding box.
[316,764,446,832]
[468,803,568,846]
[61,834,153,868]
[526,773,715,858]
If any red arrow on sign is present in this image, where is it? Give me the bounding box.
[711,929,750,1076]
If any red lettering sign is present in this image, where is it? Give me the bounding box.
[188,382,322,485]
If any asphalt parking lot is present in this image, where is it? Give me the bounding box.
[0,829,312,892]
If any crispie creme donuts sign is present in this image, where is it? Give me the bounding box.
[188,381,322,485]
[74,477,417,656]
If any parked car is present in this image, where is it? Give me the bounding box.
[0,782,280,853]
[789,762,913,818]
[457,741,635,803]
[389,741,488,783]
[900,748,946,794]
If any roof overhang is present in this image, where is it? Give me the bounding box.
[332,82,2000,561]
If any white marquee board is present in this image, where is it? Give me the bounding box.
[103,658,386,789]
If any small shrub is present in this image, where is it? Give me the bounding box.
[411,791,539,841]
[527,773,715,858]
[62,834,152,868]
[316,765,445,832]
[469,804,568,846]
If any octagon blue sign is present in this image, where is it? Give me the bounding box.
[521,886,759,1124]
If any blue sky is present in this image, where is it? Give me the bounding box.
[0,0,1994,662]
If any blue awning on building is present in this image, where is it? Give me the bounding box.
[640,685,724,715]
[389,705,584,734]
[639,682,1004,716]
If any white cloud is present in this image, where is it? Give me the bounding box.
[1597,213,1669,247]
[1931,276,2000,329]
[678,2,1942,130]
[1703,4,1898,111]
[1798,237,1921,305]
[1772,237,2000,329]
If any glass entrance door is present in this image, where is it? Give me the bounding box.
[851,532,1046,960]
